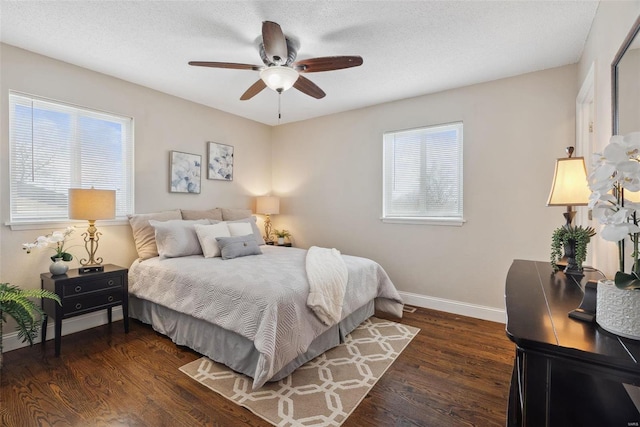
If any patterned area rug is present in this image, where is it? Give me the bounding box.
[179,317,419,427]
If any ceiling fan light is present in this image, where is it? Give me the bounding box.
[260,66,299,92]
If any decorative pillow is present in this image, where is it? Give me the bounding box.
[128,209,182,260]
[194,222,231,258]
[227,222,253,237]
[227,217,266,245]
[221,208,253,221]
[216,235,263,260]
[149,219,209,258]
[181,208,223,221]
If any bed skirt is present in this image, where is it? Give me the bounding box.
[129,295,375,383]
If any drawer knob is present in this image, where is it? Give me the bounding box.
[108,279,115,286]
[75,303,82,310]
[108,296,114,302]
[75,286,82,293]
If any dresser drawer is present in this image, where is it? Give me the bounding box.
[62,275,123,297]
[62,290,123,316]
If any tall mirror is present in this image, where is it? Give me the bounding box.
[613,16,640,135]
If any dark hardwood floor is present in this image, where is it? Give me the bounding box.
[0,307,514,426]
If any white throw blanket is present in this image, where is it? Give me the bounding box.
[306,246,349,326]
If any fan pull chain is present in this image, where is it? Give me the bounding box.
[277,89,282,124]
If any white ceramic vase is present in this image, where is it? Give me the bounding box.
[49,257,69,276]
[596,279,640,340]
[277,237,285,245]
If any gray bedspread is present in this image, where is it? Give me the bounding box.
[128,245,403,389]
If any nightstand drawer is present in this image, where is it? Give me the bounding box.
[62,290,123,316]
[62,275,123,297]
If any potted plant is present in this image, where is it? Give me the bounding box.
[550,224,596,272]
[589,131,640,339]
[272,229,291,245]
[0,282,61,368]
[23,227,76,275]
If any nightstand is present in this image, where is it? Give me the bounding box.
[40,264,129,356]
[266,242,292,247]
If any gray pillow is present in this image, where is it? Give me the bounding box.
[215,235,262,260]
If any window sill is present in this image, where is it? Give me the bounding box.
[6,218,129,231]
[381,217,466,226]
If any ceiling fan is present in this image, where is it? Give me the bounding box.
[189,21,363,100]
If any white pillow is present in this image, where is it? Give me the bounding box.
[194,222,231,258]
[227,222,253,237]
[149,219,208,258]
[226,216,266,245]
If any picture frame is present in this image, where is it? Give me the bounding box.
[207,142,234,181]
[169,151,201,194]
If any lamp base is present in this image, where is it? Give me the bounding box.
[568,280,597,323]
[78,264,104,274]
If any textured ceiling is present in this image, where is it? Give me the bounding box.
[0,1,599,126]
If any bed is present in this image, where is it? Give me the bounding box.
[126,208,403,390]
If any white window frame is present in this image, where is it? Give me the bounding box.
[382,122,464,226]
[7,91,134,229]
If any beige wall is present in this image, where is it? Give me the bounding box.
[0,44,272,291]
[271,64,577,315]
[577,1,640,278]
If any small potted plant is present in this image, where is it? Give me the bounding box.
[23,227,76,275]
[550,224,596,273]
[272,229,291,245]
[0,282,61,368]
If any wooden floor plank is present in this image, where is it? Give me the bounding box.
[0,307,514,426]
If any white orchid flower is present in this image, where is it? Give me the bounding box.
[601,222,640,241]
[622,132,640,157]
[589,190,616,209]
[602,141,629,164]
[35,235,49,247]
[48,232,65,244]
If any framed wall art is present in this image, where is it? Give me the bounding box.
[169,151,201,193]
[207,142,234,181]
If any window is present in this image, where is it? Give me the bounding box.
[9,92,134,224]
[382,122,463,225]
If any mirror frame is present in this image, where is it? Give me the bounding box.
[612,15,640,135]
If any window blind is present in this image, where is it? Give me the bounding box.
[383,122,463,222]
[9,92,134,223]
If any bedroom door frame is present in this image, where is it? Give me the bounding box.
[575,61,595,266]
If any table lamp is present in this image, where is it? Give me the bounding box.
[256,196,280,243]
[547,146,590,274]
[68,188,116,273]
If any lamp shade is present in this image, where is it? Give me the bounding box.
[260,66,299,92]
[547,157,590,206]
[256,196,280,215]
[68,188,116,220]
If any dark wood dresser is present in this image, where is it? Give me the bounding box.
[505,259,640,426]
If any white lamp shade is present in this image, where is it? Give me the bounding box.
[69,188,116,220]
[547,157,590,206]
[260,66,299,92]
[256,196,280,215]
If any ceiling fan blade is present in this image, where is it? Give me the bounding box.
[189,61,261,71]
[240,79,267,100]
[293,75,326,99]
[294,56,363,73]
[262,21,288,65]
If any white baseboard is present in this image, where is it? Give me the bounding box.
[2,293,505,354]
[1,307,123,353]
[399,291,506,324]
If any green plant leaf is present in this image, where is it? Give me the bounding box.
[614,271,640,290]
